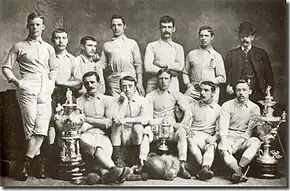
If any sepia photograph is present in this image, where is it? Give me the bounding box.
[0,0,288,188]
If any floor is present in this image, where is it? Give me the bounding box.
[0,175,287,188]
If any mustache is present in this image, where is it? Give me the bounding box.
[242,40,249,43]
[238,95,245,99]
[163,32,171,35]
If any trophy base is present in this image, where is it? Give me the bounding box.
[254,160,279,179]
[54,160,86,181]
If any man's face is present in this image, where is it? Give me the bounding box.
[26,17,45,38]
[83,75,99,95]
[120,79,136,99]
[200,84,214,103]
[235,82,252,103]
[159,22,175,40]
[52,32,68,52]
[158,72,171,91]
[111,18,126,37]
[81,40,97,58]
[199,29,214,48]
[239,33,254,47]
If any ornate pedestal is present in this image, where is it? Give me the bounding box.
[54,89,86,182]
[254,86,286,179]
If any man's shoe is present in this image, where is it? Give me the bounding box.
[35,156,46,179]
[116,167,131,184]
[178,165,191,179]
[231,170,248,183]
[197,165,214,181]
[102,167,123,184]
[14,160,30,181]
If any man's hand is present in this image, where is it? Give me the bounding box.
[179,124,194,137]
[119,92,128,103]
[226,85,234,94]
[112,116,125,125]
[136,82,145,96]
[205,136,217,144]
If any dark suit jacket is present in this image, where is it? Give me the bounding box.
[225,46,274,95]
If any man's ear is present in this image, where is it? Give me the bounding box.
[249,89,252,95]
[172,26,176,33]
[124,24,127,30]
[42,24,45,31]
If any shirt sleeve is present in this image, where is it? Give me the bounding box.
[175,92,190,112]
[219,103,231,137]
[243,104,261,138]
[144,43,162,75]
[132,40,143,74]
[212,53,226,84]
[167,44,185,72]
[145,93,154,119]
[182,52,191,75]
[48,47,59,80]
[97,45,108,70]
[2,44,19,70]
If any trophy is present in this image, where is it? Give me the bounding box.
[158,118,172,151]
[253,85,287,178]
[54,89,86,182]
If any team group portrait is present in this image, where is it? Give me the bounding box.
[0,0,287,188]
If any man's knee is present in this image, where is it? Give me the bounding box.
[133,124,144,135]
[176,127,187,139]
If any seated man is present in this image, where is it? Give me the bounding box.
[106,75,150,167]
[77,71,130,184]
[218,79,261,183]
[180,81,221,181]
[138,68,191,179]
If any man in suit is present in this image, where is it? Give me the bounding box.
[224,22,274,105]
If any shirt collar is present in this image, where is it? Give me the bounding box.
[198,46,214,53]
[85,93,101,101]
[158,38,173,46]
[56,49,69,58]
[26,36,43,44]
[156,88,172,95]
[80,53,93,63]
[198,100,214,108]
[112,35,127,41]
[240,44,252,52]
[235,98,249,108]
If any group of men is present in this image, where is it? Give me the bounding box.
[1,11,274,184]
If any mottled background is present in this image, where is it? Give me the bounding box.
[0,0,287,105]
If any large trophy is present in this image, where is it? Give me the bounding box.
[253,86,287,178]
[158,118,173,151]
[54,89,86,182]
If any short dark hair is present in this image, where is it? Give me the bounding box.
[120,75,137,87]
[200,81,216,93]
[82,71,100,83]
[51,28,67,40]
[27,12,44,23]
[159,15,175,27]
[111,15,126,25]
[156,68,172,78]
[80,36,97,45]
[235,79,251,89]
[199,26,215,36]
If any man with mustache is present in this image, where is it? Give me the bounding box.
[218,79,261,183]
[137,68,191,179]
[180,81,221,181]
[105,76,150,168]
[98,15,144,97]
[77,71,130,184]
[183,26,226,103]
[224,22,274,104]
[144,15,184,93]
[2,12,58,181]
[74,36,105,97]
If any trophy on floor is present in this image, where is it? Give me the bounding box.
[54,88,86,182]
[158,118,172,151]
[254,85,287,178]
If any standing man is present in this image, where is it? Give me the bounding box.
[2,12,58,181]
[98,15,144,97]
[77,71,130,184]
[218,79,261,183]
[74,36,105,97]
[106,76,150,168]
[138,68,191,179]
[48,28,81,156]
[181,81,221,181]
[144,15,184,93]
[183,26,226,103]
[224,22,274,104]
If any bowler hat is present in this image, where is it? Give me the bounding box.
[237,22,256,35]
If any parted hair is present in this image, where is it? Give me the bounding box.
[80,36,97,45]
[235,78,251,89]
[198,26,215,36]
[156,68,173,78]
[159,15,175,27]
[51,28,67,40]
[82,71,100,83]
[200,81,216,93]
[111,14,126,25]
[120,75,137,87]
[27,12,44,23]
